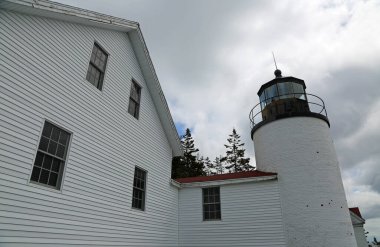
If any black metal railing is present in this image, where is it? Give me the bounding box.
[249,93,328,129]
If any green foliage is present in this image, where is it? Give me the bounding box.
[222,128,253,173]
[213,156,225,174]
[171,127,254,178]
[171,128,205,179]
[204,157,216,175]
[373,237,380,246]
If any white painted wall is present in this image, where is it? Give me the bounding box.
[0,9,178,246]
[178,180,287,247]
[353,225,368,247]
[253,117,357,247]
[351,212,368,247]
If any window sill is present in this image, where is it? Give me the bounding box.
[28,180,63,194]
[202,219,222,222]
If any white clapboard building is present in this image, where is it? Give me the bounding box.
[0,1,368,246]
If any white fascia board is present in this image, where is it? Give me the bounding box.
[170,179,181,188]
[0,0,138,31]
[128,28,183,156]
[172,175,277,188]
[350,211,365,225]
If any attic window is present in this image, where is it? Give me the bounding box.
[86,42,108,90]
[128,80,141,119]
[203,187,221,220]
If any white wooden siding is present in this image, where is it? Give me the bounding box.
[0,9,178,246]
[178,180,287,247]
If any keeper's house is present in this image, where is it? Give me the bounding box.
[0,1,368,246]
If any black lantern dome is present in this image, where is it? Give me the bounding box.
[249,70,329,138]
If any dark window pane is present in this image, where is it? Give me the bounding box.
[128,99,136,116]
[140,180,145,190]
[51,128,60,141]
[204,196,209,203]
[31,167,41,182]
[215,195,220,203]
[48,140,58,155]
[42,155,52,169]
[216,211,221,219]
[137,190,143,200]
[39,137,49,151]
[58,132,68,145]
[34,152,44,167]
[42,123,52,137]
[40,169,50,184]
[48,172,58,187]
[94,57,101,68]
[56,144,65,158]
[94,71,100,86]
[51,159,60,172]
[204,211,210,220]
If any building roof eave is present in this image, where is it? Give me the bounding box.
[172,175,277,188]
[128,28,183,156]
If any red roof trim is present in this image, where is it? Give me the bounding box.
[175,170,277,184]
[349,207,363,219]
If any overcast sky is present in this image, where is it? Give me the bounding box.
[57,0,380,240]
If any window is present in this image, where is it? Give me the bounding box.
[203,187,221,220]
[128,80,141,119]
[86,43,108,90]
[30,122,70,189]
[264,84,278,103]
[132,167,146,210]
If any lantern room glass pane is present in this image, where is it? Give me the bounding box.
[292,83,305,100]
[259,92,266,109]
[277,82,293,99]
[264,85,278,103]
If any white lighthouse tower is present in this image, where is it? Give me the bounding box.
[249,69,357,246]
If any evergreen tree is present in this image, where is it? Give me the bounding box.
[204,157,216,175]
[171,156,185,179]
[172,128,205,178]
[222,128,253,173]
[213,156,225,174]
[373,237,380,246]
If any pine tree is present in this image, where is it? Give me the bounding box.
[373,237,380,246]
[172,128,205,178]
[171,156,185,179]
[204,157,216,175]
[222,128,253,173]
[213,156,225,174]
